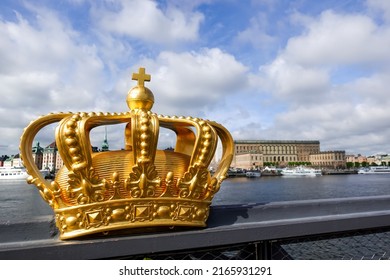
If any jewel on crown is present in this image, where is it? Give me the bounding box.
[20,67,234,239]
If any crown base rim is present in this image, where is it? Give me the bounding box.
[54,198,211,240]
[59,220,207,240]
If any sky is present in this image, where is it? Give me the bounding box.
[1,0,390,158]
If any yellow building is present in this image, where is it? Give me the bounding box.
[345,154,367,164]
[232,140,320,169]
[234,152,264,170]
[310,151,346,168]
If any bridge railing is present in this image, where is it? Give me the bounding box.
[1,195,390,259]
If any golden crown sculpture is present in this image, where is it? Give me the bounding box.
[20,67,233,239]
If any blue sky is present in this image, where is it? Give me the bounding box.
[1,0,390,157]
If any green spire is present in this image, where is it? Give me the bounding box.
[101,126,109,152]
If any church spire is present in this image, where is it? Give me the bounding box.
[101,126,109,151]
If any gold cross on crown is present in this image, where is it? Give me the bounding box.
[132,67,151,87]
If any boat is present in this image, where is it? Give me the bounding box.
[227,168,246,177]
[281,166,322,177]
[0,167,29,180]
[358,166,390,174]
[261,166,282,176]
[246,171,261,178]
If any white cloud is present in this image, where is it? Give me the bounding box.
[0,8,105,107]
[1,0,390,158]
[347,72,390,105]
[240,7,390,155]
[284,10,390,67]
[93,0,204,44]
[235,13,276,50]
[367,0,390,22]
[259,57,329,101]
[0,6,108,155]
[133,48,248,115]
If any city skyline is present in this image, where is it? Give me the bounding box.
[1,136,387,159]
[1,0,390,157]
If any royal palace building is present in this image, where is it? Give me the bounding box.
[309,151,346,168]
[231,140,337,169]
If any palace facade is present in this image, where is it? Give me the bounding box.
[232,140,346,169]
[309,151,346,168]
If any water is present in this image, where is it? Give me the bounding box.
[0,180,53,224]
[212,174,390,205]
[1,174,390,224]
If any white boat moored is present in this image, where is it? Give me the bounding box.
[281,166,322,177]
[246,171,261,178]
[358,166,390,174]
[0,167,29,180]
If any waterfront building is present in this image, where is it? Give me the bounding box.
[3,157,12,168]
[38,134,110,173]
[232,140,347,169]
[42,142,64,172]
[234,151,264,170]
[31,142,44,170]
[0,155,9,167]
[31,132,110,174]
[346,154,368,165]
[380,154,390,166]
[366,154,390,166]
[345,154,390,167]
[310,151,346,168]
[367,156,376,165]
[232,140,320,169]
[3,154,24,168]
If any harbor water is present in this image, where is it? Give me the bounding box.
[1,174,390,224]
[213,173,390,205]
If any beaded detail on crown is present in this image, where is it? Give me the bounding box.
[19,67,234,239]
